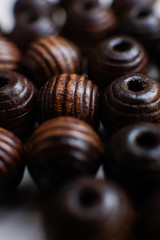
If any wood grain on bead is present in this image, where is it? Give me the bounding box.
[0,37,21,71]
[103,123,160,205]
[101,74,160,134]
[27,117,103,191]
[0,71,37,138]
[21,36,81,87]
[0,127,25,198]
[88,36,148,88]
[45,176,134,240]
[38,73,100,128]
[63,0,117,52]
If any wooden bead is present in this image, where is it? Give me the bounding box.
[0,127,25,198]
[38,73,100,128]
[88,35,148,89]
[0,71,37,138]
[103,123,160,206]
[63,0,117,53]
[21,36,82,88]
[101,74,160,134]
[120,5,160,52]
[0,37,21,71]
[45,176,134,240]
[26,117,103,192]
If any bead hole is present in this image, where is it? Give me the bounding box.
[128,80,147,92]
[137,9,151,18]
[83,1,95,10]
[25,14,39,24]
[79,188,99,208]
[0,77,9,88]
[114,41,132,52]
[136,132,159,149]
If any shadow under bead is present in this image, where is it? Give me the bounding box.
[21,36,82,88]
[101,74,160,135]
[63,0,117,55]
[38,73,100,129]
[0,127,25,199]
[119,5,160,53]
[26,117,103,192]
[0,71,37,139]
[45,176,134,240]
[103,123,160,207]
[88,35,148,89]
[0,37,21,71]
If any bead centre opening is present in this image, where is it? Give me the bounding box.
[79,188,99,208]
[127,80,147,92]
[114,40,132,52]
[83,1,95,10]
[136,132,159,149]
[0,77,9,88]
[137,9,151,18]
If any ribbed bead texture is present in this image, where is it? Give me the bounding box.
[38,73,100,128]
[27,117,102,191]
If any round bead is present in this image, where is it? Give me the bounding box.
[103,123,160,205]
[0,127,25,198]
[21,36,82,88]
[120,5,160,52]
[38,73,100,128]
[63,0,117,53]
[26,117,103,192]
[45,176,134,240]
[0,37,21,72]
[101,74,160,134]
[88,35,148,89]
[0,71,37,138]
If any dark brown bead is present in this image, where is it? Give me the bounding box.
[0,37,21,71]
[101,74,160,134]
[112,0,156,16]
[45,176,134,240]
[0,127,25,198]
[120,5,160,52]
[103,123,160,205]
[135,193,160,240]
[21,36,82,88]
[38,73,100,129]
[26,117,103,192]
[88,35,148,89]
[0,71,37,138]
[63,0,117,53]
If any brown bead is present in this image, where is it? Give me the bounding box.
[21,36,82,88]
[0,37,21,71]
[101,74,160,135]
[0,127,25,198]
[26,117,103,192]
[103,123,160,206]
[45,176,134,240]
[38,73,100,129]
[0,71,37,138]
[63,0,117,53]
[88,35,148,89]
[120,5,160,52]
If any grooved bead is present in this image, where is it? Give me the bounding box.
[88,35,148,89]
[63,1,117,53]
[38,73,100,128]
[45,176,134,240]
[0,127,25,198]
[21,36,82,88]
[27,117,103,192]
[0,71,37,138]
[101,74,160,135]
[0,37,21,71]
[103,123,160,205]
